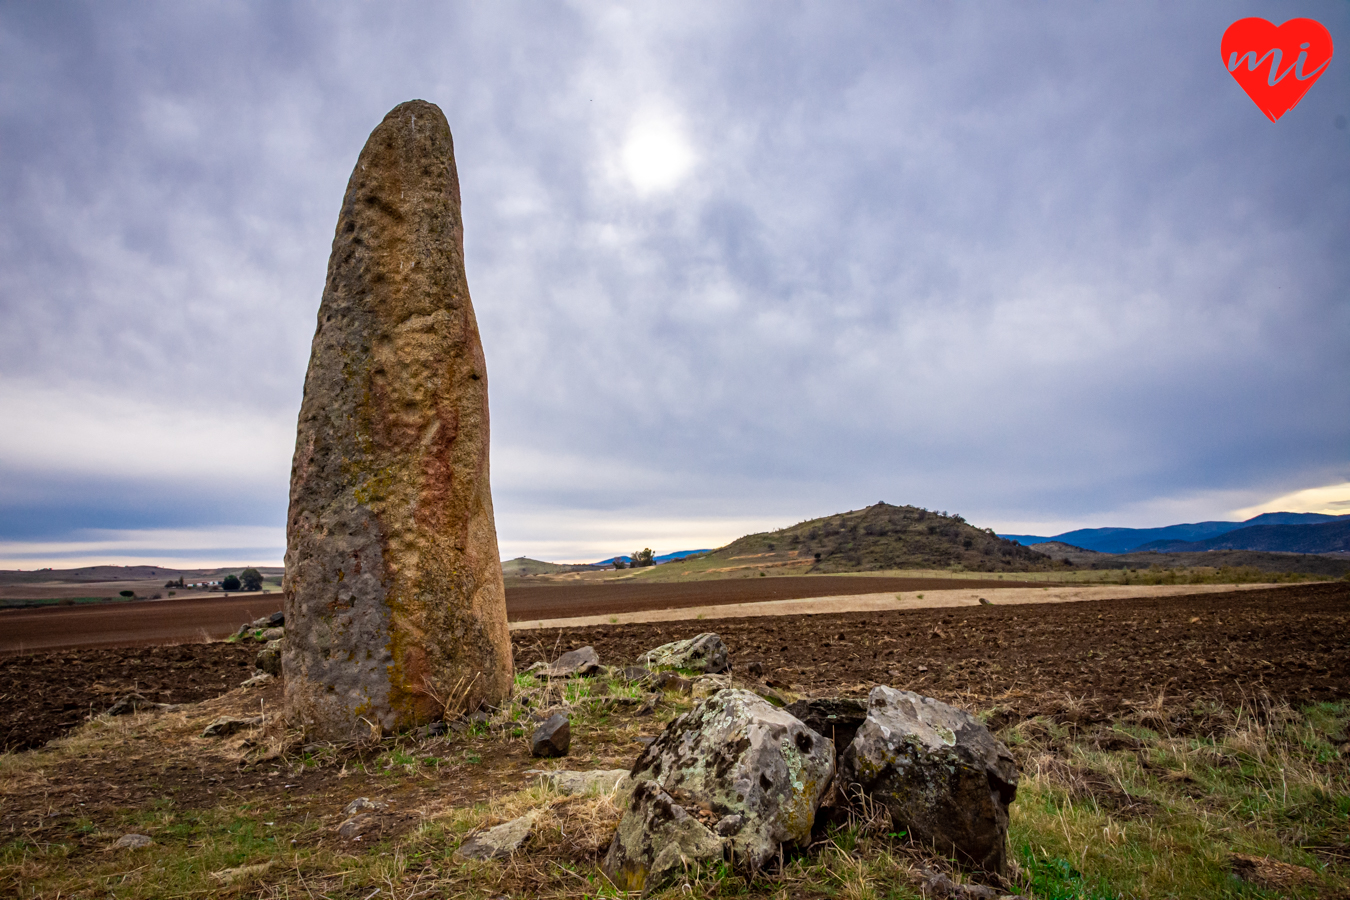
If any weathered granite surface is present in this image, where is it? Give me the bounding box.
[283,99,512,740]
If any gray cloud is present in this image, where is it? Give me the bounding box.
[1,1,1347,562]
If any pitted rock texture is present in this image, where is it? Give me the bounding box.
[603,780,725,893]
[838,686,1018,877]
[607,688,834,885]
[638,633,729,673]
[283,99,512,740]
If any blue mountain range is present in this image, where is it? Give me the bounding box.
[593,549,711,566]
[1000,512,1348,554]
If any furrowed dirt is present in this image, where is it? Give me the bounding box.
[0,576,1046,655]
[5,582,1346,753]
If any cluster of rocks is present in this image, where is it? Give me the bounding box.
[518,634,733,761]
[602,681,1018,892]
[233,612,286,679]
[503,631,1019,893]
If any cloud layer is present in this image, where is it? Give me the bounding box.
[1,2,1347,564]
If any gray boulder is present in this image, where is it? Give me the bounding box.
[455,811,538,861]
[535,646,601,678]
[529,769,630,797]
[531,713,570,757]
[256,639,283,676]
[603,780,725,892]
[639,633,729,673]
[838,686,1018,877]
[605,688,834,888]
[111,833,153,850]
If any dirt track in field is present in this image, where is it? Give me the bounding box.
[0,576,1047,655]
[5,582,1346,753]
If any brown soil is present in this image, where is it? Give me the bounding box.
[0,576,1047,655]
[5,582,1346,754]
[503,575,1052,621]
[0,582,1345,884]
[514,581,1350,728]
[0,643,259,751]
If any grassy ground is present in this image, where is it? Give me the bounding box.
[3,664,1346,899]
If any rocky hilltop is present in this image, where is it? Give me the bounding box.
[701,502,1055,574]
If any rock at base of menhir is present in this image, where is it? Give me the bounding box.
[282,99,513,741]
[531,712,570,757]
[638,633,729,674]
[605,688,833,890]
[838,686,1018,877]
[256,640,283,676]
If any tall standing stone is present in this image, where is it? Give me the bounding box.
[282,100,513,740]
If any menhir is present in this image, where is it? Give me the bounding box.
[282,99,513,740]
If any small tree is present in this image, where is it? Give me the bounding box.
[613,557,626,570]
[631,548,656,568]
[119,590,135,598]
[222,574,242,591]
[240,568,263,591]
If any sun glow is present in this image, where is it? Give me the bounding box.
[1231,480,1350,519]
[620,116,695,194]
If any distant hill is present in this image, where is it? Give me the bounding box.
[1137,520,1350,554]
[591,550,710,567]
[702,502,1055,573]
[0,564,284,586]
[1003,512,1347,553]
[500,557,604,577]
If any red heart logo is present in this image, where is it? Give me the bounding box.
[1222,18,1334,121]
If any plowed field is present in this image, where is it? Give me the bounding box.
[5,582,1346,752]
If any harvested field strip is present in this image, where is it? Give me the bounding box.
[0,575,1050,655]
[510,580,1281,629]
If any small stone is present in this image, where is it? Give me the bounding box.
[107,693,154,716]
[419,721,448,738]
[531,713,570,757]
[639,633,729,674]
[265,611,285,627]
[202,715,264,738]
[455,811,538,860]
[746,661,764,677]
[690,674,729,699]
[240,672,275,689]
[343,797,387,817]
[652,671,692,694]
[536,646,602,678]
[529,769,630,797]
[619,665,652,683]
[978,597,991,606]
[111,833,153,850]
[336,813,377,840]
[257,627,285,643]
[256,640,282,676]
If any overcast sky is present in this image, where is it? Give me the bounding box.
[1,2,1347,567]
